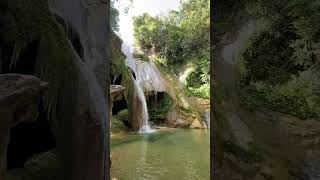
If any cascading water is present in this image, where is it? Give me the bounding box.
[121,43,155,133]
[204,112,210,128]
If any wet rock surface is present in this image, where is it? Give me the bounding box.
[49,0,110,179]
[127,84,144,131]
[166,105,201,128]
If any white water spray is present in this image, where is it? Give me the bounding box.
[121,44,155,133]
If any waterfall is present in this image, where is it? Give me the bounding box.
[204,112,210,129]
[121,43,155,133]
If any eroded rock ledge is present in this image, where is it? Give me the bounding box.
[0,74,48,179]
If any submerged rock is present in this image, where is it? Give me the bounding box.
[0,74,48,179]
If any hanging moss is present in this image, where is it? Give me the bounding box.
[111,57,127,78]
[0,0,78,123]
[115,59,135,103]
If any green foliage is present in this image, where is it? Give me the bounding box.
[133,52,149,62]
[133,0,210,100]
[148,93,173,121]
[111,0,120,32]
[115,109,129,123]
[186,83,210,99]
[241,24,299,85]
[112,109,129,133]
[287,0,320,41]
[240,70,320,119]
[111,57,127,78]
[153,57,168,67]
[184,52,210,99]
[213,0,254,32]
[133,0,209,65]
[239,0,320,120]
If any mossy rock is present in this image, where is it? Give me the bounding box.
[111,109,129,133]
[133,52,149,62]
[111,116,128,133]
[6,150,59,180]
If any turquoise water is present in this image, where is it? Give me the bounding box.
[110,128,210,180]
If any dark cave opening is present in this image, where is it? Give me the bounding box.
[0,40,57,170]
[113,74,122,85]
[112,97,128,115]
[130,69,136,79]
[111,74,122,85]
[147,91,165,107]
[67,22,84,59]
[1,40,39,75]
[7,101,56,169]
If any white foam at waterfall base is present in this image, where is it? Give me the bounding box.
[121,43,155,133]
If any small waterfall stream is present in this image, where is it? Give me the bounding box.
[204,111,210,128]
[121,44,155,133]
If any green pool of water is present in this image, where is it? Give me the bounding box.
[110,128,210,180]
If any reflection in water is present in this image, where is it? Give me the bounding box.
[111,129,209,180]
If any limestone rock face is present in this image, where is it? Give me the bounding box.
[128,88,144,131]
[0,74,48,179]
[167,105,199,128]
[136,60,166,92]
[135,60,207,129]
[110,85,125,102]
[189,118,204,129]
[48,0,110,179]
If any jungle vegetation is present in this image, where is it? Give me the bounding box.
[132,0,210,99]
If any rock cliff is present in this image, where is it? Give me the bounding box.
[0,74,48,179]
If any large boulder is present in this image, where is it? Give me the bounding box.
[166,105,202,128]
[128,87,144,131]
[0,74,48,179]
